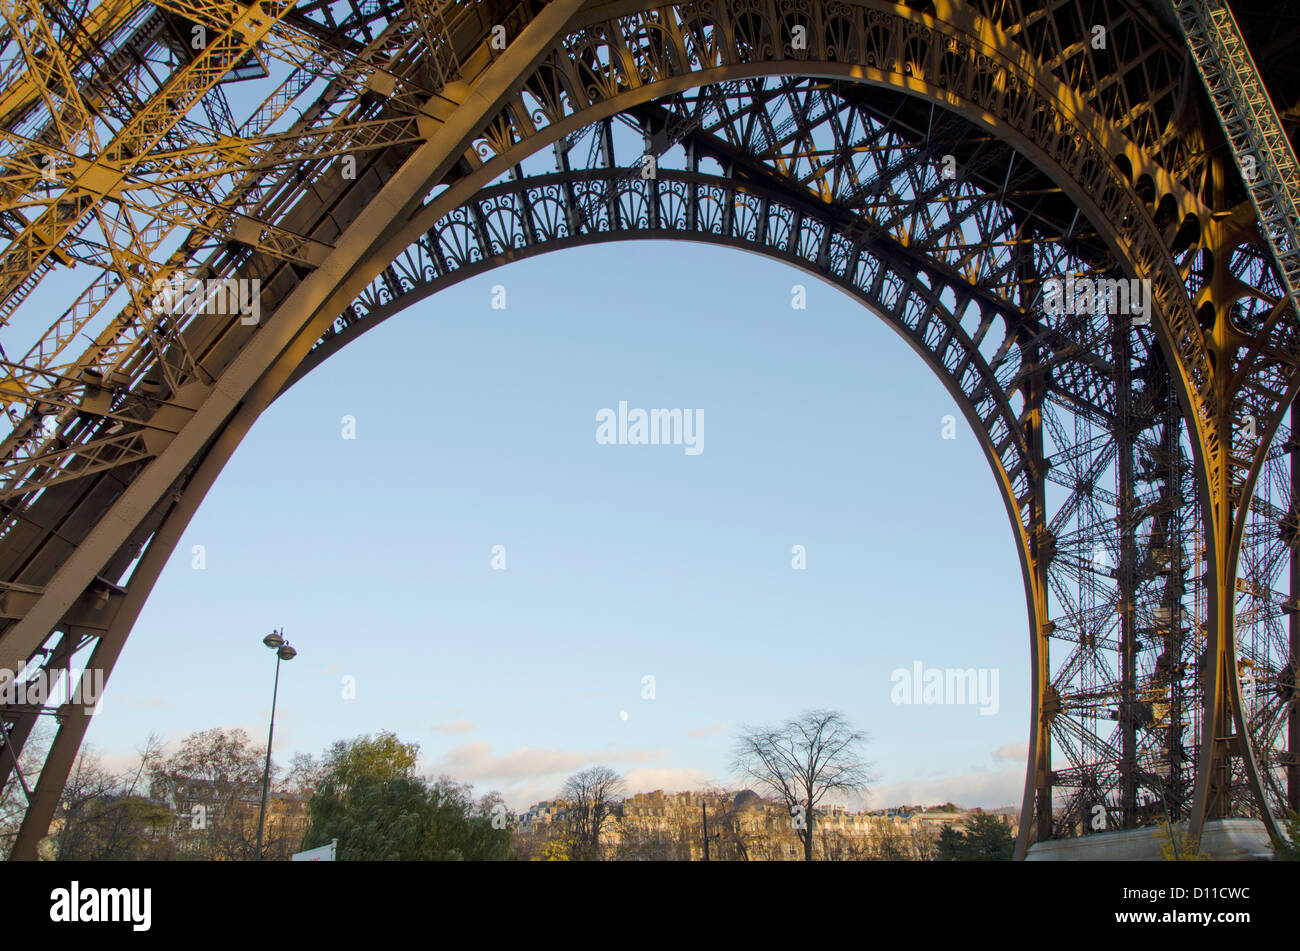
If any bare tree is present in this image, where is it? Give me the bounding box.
[560,765,624,861]
[909,822,939,861]
[732,709,871,861]
[699,785,754,862]
[286,751,327,796]
[871,820,913,860]
[54,743,172,861]
[148,727,267,859]
[721,805,756,862]
[819,825,875,861]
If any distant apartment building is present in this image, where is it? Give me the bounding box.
[518,799,568,829]
[519,788,1006,860]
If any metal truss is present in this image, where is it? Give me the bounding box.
[1173,0,1300,331]
[1038,326,1204,834]
[0,0,1297,862]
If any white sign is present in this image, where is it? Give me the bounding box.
[291,839,337,862]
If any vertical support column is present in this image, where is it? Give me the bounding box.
[1192,334,1237,835]
[1032,526,1054,843]
[1016,331,1054,858]
[1115,310,1139,826]
[1190,149,1240,839]
[1291,400,1299,813]
[1165,389,1190,820]
[1189,152,1278,843]
[1013,232,1053,859]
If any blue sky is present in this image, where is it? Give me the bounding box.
[79,239,1030,811]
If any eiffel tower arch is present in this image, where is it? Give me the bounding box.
[0,0,1297,861]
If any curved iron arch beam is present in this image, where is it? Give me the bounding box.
[294,168,1035,491]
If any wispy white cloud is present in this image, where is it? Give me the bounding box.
[864,764,1023,812]
[423,742,673,809]
[687,723,726,737]
[993,741,1028,763]
[431,720,474,735]
[623,767,712,794]
[428,742,664,779]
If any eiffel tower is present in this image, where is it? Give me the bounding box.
[0,0,1297,860]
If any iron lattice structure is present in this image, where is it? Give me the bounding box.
[0,0,1297,860]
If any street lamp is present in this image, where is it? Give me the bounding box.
[256,628,296,860]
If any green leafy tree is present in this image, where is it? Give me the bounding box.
[936,812,1014,860]
[319,730,418,790]
[305,770,437,860]
[540,833,574,861]
[424,782,513,861]
[301,732,512,860]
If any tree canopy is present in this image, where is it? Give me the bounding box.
[732,709,871,861]
[935,812,1014,860]
[301,731,511,860]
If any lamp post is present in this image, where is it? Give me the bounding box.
[256,628,296,861]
